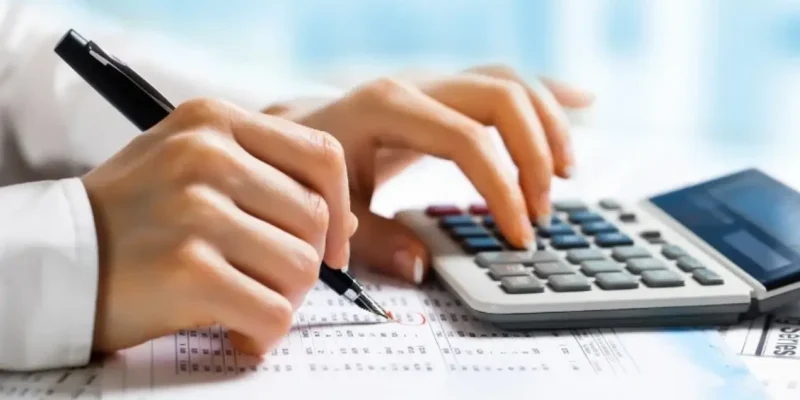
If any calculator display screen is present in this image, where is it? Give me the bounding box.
[649,169,800,290]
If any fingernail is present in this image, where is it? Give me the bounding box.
[412,257,424,285]
[342,264,349,273]
[564,165,575,179]
[537,215,552,229]
[525,239,538,253]
[348,213,359,236]
[394,249,423,284]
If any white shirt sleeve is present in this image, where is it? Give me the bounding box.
[0,1,340,371]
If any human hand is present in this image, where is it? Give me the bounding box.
[264,65,593,284]
[83,98,357,356]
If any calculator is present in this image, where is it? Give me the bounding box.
[395,168,800,329]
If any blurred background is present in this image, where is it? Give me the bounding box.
[37,0,800,205]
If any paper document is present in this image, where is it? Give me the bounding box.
[101,272,764,400]
[0,366,99,399]
[721,304,800,400]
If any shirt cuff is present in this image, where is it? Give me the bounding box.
[0,178,98,370]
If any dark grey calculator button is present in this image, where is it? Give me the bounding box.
[476,252,526,268]
[530,251,560,264]
[692,268,724,285]
[549,274,591,292]
[599,199,621,210]
[641,270,685,288]
[662,244,688,260]
[580,260,622,276]
[626,258,667,274]
[488,264,529,280]
[553,200,588,212]
[533,261,574,278]
[566,248,606,264]
[647,238,667,245]
[595,272,638,290]
[501,276,545,294]
[619,212,637,222]
[640,230,661,240]
[676,256,705,272]
[612,246,651,261]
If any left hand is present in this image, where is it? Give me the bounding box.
[263,64,594,284]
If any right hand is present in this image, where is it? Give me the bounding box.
[83,98,357,356]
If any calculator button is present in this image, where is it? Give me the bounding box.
[488,264,529,280]
[468,204,489,215]
[611,246,651,261]
[502,238,545,251]
[582,221,618,235]
[692,268,724,286]
[533,261,574,278]
[566,248,606,264]
[619,212,637,222]
[482,215,496,228]
[647,237,668,245]
[640,230,661,240]
[661,244,688,260]
[580,260,622,276]
[426,205,461,216]
[553,200,588,212]
[626,258,667,274]
[599,199,622,210]
[439,215,476,228]
[550,235,590,250]
[501,276,545,294]
[676,256,705,272]
[641,270,684,288]
[568,211,604,224]
[450,225,491,239]
[475,252,533,268]
[548,274,591,292]
[537,223,574,238]
[462,237,503,253]
[595,232,634,248]
[530,251,561,264]
[595,272,639,290]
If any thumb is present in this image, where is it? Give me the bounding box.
[350,203,430,285]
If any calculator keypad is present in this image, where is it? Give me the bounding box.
[428,200,727,295]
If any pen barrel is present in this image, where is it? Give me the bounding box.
[54,29,170,131]
[318,265,361,296]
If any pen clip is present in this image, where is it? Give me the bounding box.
[86,41,175,112]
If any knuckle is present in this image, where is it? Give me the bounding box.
[303,190,330,237]
[290,241,322,289]
[161,130,228,181]
[359,77,410,105]
[498,80,528,104]
[312,131,346,171]
[269,296,295,334]
[175,97,227,126]
[178,184,222,228]
[459,123,491,151]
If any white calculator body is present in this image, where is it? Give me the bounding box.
[396,168,800,329]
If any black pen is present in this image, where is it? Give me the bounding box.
[54,29,391,320]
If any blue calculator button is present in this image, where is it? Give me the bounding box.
[462,237,503,253]
[550,235,590,249]
[537,223,574,238]
[482,215,496,228]
[439,215,476,228]
[568,211,604,224]
[595,232,634,248]
[582,221,618,235]
[450,225,490,238]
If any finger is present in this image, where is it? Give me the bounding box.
[419,73,556,224]
[461,67,574,181]
[539,76,595,108]
[189,185,321,308]
[350,200,430,284]
[187,133,337,261]
[220,100,354,269]
[348,79,534,248]
[189,239,294,356]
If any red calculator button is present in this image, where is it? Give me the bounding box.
[425,205,462,216]
[468,204,489,215]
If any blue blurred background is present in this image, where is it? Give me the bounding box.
[70,0,800,152]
